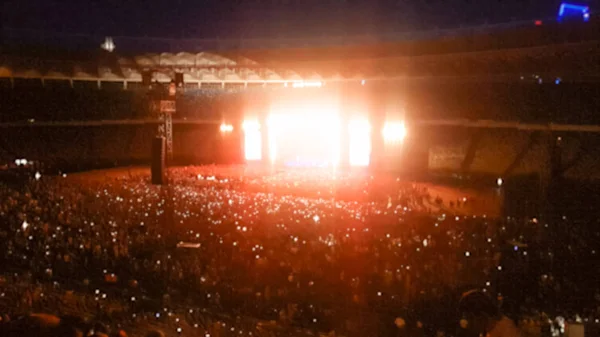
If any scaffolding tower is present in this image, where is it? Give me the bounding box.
[150,82,176,163]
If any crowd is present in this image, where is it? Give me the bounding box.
[0,166,599,336]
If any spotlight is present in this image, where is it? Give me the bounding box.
[220,123,233,133]
[382,122,407,143]
[242,120,260,131]
[242,120,262,161]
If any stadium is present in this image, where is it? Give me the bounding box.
[1,6,600,336]
[2,19,600,188]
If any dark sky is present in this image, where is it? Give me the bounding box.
[1,0,595,40]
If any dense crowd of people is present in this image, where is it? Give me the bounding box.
[0,166,599,336]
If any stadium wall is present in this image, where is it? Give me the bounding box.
[2,86,600,181]
[2,124,600,181]
[3,82,600,124]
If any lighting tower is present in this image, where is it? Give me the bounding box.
[149,81,176,163]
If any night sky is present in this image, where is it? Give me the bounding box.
[4,0,592,40]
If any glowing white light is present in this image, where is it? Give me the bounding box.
[266,111,341,167]
[220,123,233,133]
[348,119,371,167]
[497,178,503,186]
[292,81,322,88]
[22,221,29,230]
[267,116,277,164]
[35,172,41,180]
[101,37,115,52]
[382,122,407,143]
[242,120,260,131]
[348,120,371,166]
[242,120,262,161]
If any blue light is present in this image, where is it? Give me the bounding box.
[555,77,562,85]
[558,3,591,22]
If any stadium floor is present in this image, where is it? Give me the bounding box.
[66,165,503,217]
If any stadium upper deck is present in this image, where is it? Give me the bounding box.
[1,19,599,87]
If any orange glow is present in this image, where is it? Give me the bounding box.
[242,120,262,161]
[220,123,233,132]
[348,119,371,167]
[382,121,407,143]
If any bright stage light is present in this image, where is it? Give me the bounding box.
[266,111,340,167]
[242,120,261,161]
[292,81,322,88]
[383,121,407,143]
[267,116,277,164]
[219,123,233,133]
[242,120,260,131]
[348,119,371,167]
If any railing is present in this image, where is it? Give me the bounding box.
[3,118,600,132]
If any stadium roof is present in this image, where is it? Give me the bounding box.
[0,20,598,85]
[0,52,278,83]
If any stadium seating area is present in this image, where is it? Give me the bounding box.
[2,82,600,180]
[230,20,600,62]
[2,81,600,123]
